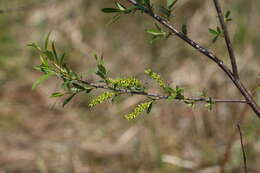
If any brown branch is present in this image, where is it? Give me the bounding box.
[74,79,248,104]
[125,0,260,118]
[237,124,247,173]
[212,0,239,79]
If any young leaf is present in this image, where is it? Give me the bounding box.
[182,24,187,35]
[208,28,219,35]
[147,101,153,114]
[59,53,66,66]
[167,0,178,9]
[32,72,55,90]
[146,29,166,36]
[217,26,221,33]
[62,93,76,107]
[225,10,231,18]
[49,92,64,98]
[28,43,41,51]
[159,6,171,19]
[212,35,219,43]
[52,42,58,63]
[106,13,122,26]
[45,32,51,50]
[115,2,126,11]
[101,8,122,13]
[43,50,54,61]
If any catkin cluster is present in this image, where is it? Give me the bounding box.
[107,77,142,89]
[144,69,167,88]
[125,101,153,120]
[89,91,115,107]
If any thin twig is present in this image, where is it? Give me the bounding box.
[74,79,248,104]
[125,0,260,117]
[237,124,247,173]
[212,0,239,79]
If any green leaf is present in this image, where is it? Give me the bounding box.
[115,2,126,11]
[28,43,41,51]
[144,0,151,7]
[146,29,166,36]
[106,13,122,26]
[217,26,221,33]
[225,10,231,18]
[159,6,171,18]
[62,93,76,107]
[101,8,122,13]
[72,83,93,93]
[208,28,219,35]
[182,24,187,35]
[147,101,153,114]
[167,0,178,9]
[97,64,107,77]
[212,35,219,43]
[45,32,51,50]
[52,42,58,63]
[164,86,175,94]
[72,83,85,90]
[59,53,66,66]
[49,92,64,98]
[32,72,55,90]
[43,50,54,61]
[226,18,232,22]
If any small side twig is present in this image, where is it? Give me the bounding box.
[237,124,247,173]
[212,0,239,79]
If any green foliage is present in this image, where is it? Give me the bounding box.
[224,10,232,22]
[145,23,170,43]
[101,1,138,25]
[159,0,178,20]
[32,72,55,90]
[181,24,187,36]
[94,54,108,80]
[208,27,222,43]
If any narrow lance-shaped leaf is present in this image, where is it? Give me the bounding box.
[167,0,178,9]
[146,29,166,36]
[115,1,126,11]
[32,72,55,90]
[49,92,64,98]
[63,93,76,107]
[182,24,187,35]
[147,101,153,114]
[101,8,122,13]
[225,10,231,18]
[45,32,51,50]
[208,28,219,35]
[52,42,58,63]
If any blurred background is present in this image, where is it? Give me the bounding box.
[0,0,260,172]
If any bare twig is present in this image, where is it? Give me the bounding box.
[212,0,239,79]
[237,124,247,173]
[125,0,260,117]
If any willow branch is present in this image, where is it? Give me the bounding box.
[73,79,247,104]
[212,0,239,79]
[125,0,260,118]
